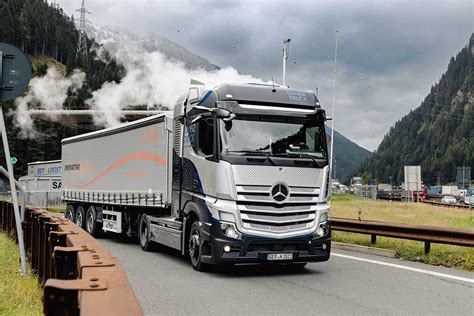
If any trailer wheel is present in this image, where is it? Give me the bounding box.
[75,205,86,228]
[188,221,208,271]
[85,205,102,237]
[139,214,155,252]
[65,204,75,221]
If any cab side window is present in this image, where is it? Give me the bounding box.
[198,118,214,156]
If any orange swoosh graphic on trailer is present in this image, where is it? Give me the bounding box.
[66,152,166,189]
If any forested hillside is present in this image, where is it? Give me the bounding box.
[326,127,371,180]
[353,34,473,185]
[1,0,373,180]
[0,0,124,176]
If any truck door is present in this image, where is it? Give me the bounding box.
[182,114,217,196]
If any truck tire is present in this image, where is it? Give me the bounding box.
[75,205,86,229]
[139,214,155,252]
[188,221,208,271]
[65,204,75,221]
[85,205,102,237]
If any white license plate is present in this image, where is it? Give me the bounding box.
[267,253,293,260]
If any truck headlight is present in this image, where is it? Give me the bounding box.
[316,226,325,237]
[319,212,328,224]
[315,219,329,237]
[221,223,241,239]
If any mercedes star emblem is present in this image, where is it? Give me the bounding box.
[270,183,290,202]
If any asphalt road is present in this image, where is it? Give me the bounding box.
[100,237,474,315]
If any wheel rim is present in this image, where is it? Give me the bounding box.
[66,207,73,220]
[86,210,94,233]
[76,211,83,227]
[188,227,200,261]
[140,218,148,247]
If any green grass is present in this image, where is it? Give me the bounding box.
[0,234,42,315]
[330,194,474,271]
[45,205,66,214]
[29,55,66,76]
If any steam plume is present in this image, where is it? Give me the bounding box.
[86,39,265,126]
[14,68,85,137]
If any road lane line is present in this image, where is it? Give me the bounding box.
[332,252,474,284]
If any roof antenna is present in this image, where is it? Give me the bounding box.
[271,76,276,93]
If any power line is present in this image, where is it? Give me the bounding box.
[413,109,474,123]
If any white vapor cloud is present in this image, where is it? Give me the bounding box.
[14,68,85,137]
[85,39,265,127]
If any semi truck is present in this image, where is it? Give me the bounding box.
[61,82,331,270]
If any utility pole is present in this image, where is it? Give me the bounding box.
[76,0,91,56]
[282,38,291,87]
[329,30,339,195]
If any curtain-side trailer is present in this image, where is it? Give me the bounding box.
[62,82,332,271]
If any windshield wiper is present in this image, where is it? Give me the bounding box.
[224,150,277,165]
[273,152,325,168]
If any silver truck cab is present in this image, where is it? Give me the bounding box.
[173,83,331,268]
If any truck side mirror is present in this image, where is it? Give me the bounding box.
[188,87,201,104]
[190,112,212,124]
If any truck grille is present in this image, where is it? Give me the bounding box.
[236,185,319,233]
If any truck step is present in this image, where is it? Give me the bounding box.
[149,216,183,231]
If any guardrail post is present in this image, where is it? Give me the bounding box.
[43,279,107,316]
[43,283,80,316]
[424,241,431,255]
[0,201,5,232]
[371,234,377,245]
[31,211,41,273]
[49,231,68,279]
[22,208,33,254]
[53,247,81,280]
[44,222,60,281]
[0,201,3,230]
[38,215,51,282]
[7,203,14,236]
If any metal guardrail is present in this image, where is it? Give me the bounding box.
[0,201,143,316]
[422,200,471,209]
[331,217,474,254]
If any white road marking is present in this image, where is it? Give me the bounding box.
[332,252,474,284]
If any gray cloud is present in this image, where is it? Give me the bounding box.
[59,0,472,150]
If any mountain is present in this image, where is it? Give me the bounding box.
[0,0,370,179]
[328,128,372,180]
[85,24,220,71]
[353,34,473,185]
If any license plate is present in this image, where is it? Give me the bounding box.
[267,253,293,260]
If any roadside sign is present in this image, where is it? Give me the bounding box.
[0,42,31,274]
[0,42,32,102]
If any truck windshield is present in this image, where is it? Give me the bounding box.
[219,116,327,159]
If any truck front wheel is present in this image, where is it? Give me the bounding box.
[139,214,155,252]
[188,221,208,271]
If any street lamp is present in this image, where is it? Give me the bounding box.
[282,38,291,86]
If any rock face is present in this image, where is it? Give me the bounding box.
[86,23,220,71]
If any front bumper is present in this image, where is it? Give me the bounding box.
[201,227,331,265]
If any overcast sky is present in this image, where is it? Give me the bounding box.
[58,0,472,151]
